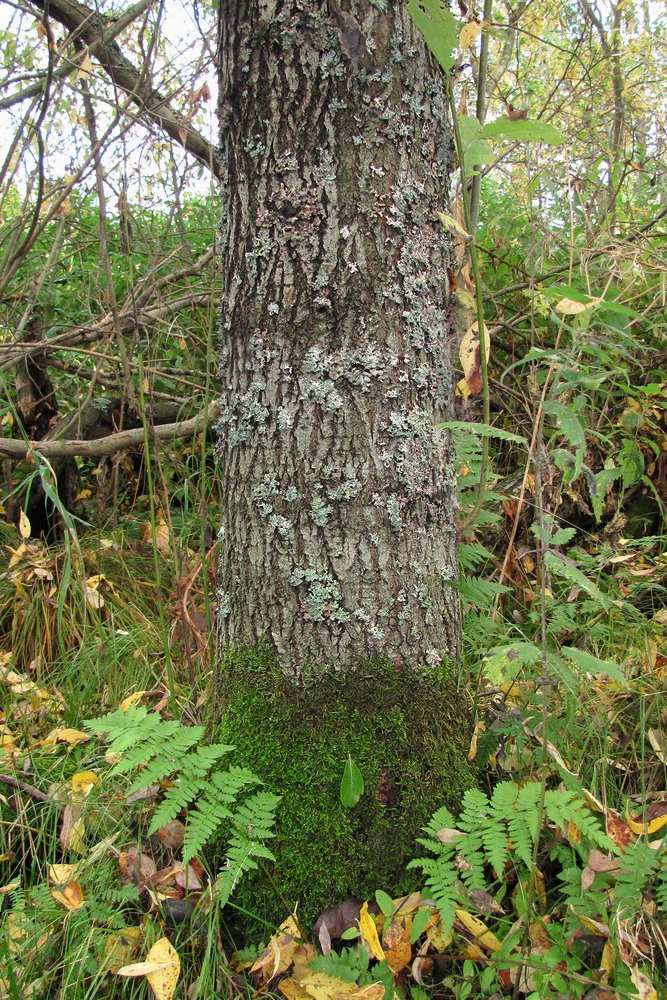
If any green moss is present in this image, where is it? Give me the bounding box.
[209,646,474,936]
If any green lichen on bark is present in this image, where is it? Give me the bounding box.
[210,645,473,933]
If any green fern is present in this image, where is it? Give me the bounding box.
[85,707,280,886]
[410,781,617,935]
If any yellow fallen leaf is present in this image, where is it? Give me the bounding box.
[42,728,89,747]
[358,900,385,961]
[119,690,147,711]
[455,909,501,952]
[629,967,657,1000]
[626,811,667,836]
[51,880,84,911]
[101,928,143,974]
[279,977,313,1000]
[19,509,31,539]
[60,806,87,854]
[297,972,358,1000]
[342,985,385,1000]
[146,938,180,1000]
[117,961,170,976]
[48,863,78,885]
[426,916,452,952]
[117,938,180,1000]
[71,770,99,795]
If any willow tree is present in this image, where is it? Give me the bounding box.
[214,0,471,925]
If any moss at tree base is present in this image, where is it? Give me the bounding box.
[210,646,474,936]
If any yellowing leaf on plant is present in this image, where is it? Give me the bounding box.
[74,489,92,501]
[455,909,501,952]
[51,880,85,911]
[18,509,31,540]
[71,770,99,795]
[459,20,485,49]
[554,296,601,315]
[459,321,491,398]
[77,51,93,81]
[48,863,78,886]
[436,212,471,243]
[358,900,385,961]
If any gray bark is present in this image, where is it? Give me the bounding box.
[217,0,460,672]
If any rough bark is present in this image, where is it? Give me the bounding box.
[217,0,461,673]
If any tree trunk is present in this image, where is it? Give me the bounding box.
[213,0,472,929]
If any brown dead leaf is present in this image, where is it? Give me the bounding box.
[605,809,634,848]
[155,820,186,849]
[382,919,411,974]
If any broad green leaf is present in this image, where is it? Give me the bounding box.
[457,115,494,168]
[561,646,624,684]
[407,0,460,73]
[481,116,567,144]
[410,907,431,944]
[375,889,395,917]
[437,420,528,447]
[340,755,364,808]
[544,401,585,480]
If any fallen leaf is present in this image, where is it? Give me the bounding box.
[629,967,657,1000]
[120,691,147,710]
[19,509,31,539]
[48,864,78,886]
[382,919,411,973]
[455,908,501,952]
[51,880,85,911]
[71,770,99,795]
[358,900,385,961]
[60,805,86,854]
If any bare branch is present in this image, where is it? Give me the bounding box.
[0,403,219,459]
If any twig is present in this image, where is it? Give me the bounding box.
[0,772,50,803]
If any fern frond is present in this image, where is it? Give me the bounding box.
[85,708,280,906]
[408,855,459,936]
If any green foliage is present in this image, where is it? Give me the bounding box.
[410,781,615,936]
[85,705,280,891]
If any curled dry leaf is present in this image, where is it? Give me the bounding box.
[51,880,85,911]
[60,804,86,854]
